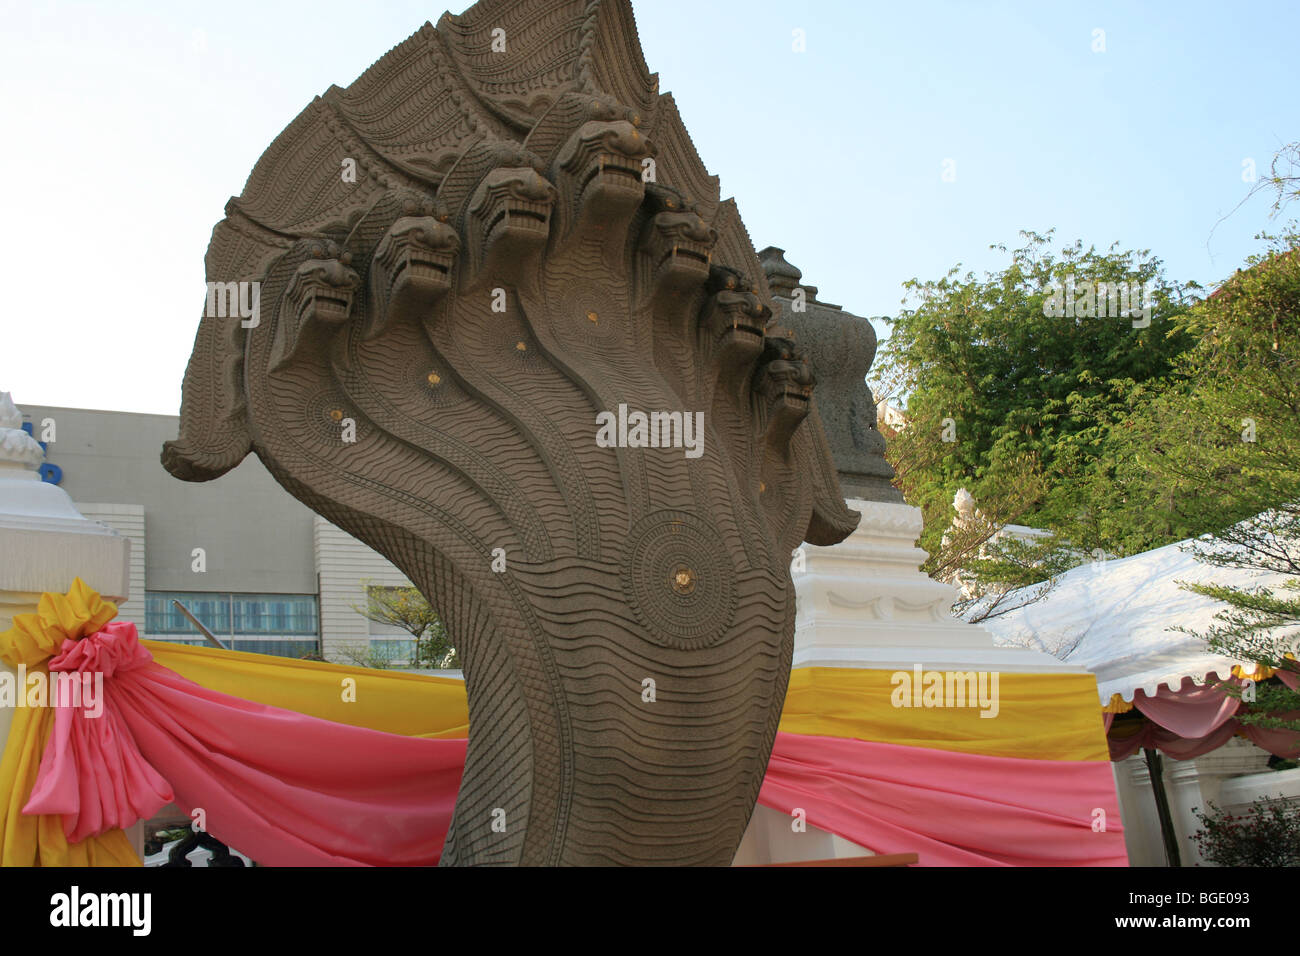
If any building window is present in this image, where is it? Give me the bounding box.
[367,639,418,664]
[145,592,320,659]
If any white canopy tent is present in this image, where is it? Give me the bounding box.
[979,532,1300,866]
[979,537,1297,703]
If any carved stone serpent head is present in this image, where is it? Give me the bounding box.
[163,0,857,865]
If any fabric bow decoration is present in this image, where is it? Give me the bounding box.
[23,621,174,843]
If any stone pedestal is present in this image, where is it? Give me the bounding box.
[791,499,1085,674]
[0,392,135,855]
[732,804,876,865]
[734,497,1095,864]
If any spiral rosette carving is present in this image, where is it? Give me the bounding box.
[163,0,858,866]
[622,511,737,649]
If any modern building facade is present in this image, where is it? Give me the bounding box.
[17,403,420,662]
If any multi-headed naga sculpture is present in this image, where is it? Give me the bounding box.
[164,0,858,865]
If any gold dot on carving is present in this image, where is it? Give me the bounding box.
[427,372,441,385]
[515,341,527,351]
[329,408,344,422]
[759,481,767,493]
[671,566,696,595]
[586,310,599,324]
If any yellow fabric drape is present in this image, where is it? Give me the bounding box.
[147,648,1111,760]
[143,640,470,739]
[0,578,117,669]
[778,667,1111,762]
[2,581,1116,867]
[0,580,140,866]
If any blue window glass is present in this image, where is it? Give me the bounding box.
[231,639,318,658]
[146,592,319,659]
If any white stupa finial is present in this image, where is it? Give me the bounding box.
[0,391,46,471]
[0,391,21,429]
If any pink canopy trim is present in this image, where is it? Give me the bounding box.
[23,621,464,866]
[1132,676,1240,739]
[1108,718,1240,762]
[757,731,1127,867]
[1107,715,1300,761]
[1107,672,1300,761]
[1240,717,1300,758]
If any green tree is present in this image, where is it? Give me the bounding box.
[877,230,1197,577]
[1191,798,1300,867]
[1120,228,1300,730]
[351,582,459,668]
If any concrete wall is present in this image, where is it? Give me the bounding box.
[22,406,316,594]
[75,503,146,632]
[313,515,412,661]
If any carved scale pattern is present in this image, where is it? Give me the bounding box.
[165,0,858,866]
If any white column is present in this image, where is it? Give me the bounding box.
[1112,754,1167,866]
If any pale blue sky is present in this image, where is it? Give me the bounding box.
[3,0,1296,413]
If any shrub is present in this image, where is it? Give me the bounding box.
[1191,797,1300,866]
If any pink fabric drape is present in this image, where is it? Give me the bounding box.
[24,622,464,866]
[24,623,175,842]
[1239,715,1300,758]
[757,731,1127,867]
[27,621,1130,866]
[1107,715,1300,761]
[1107,673,1300,761]
[1132,676,1240,739]
[1107,718,1240,761]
